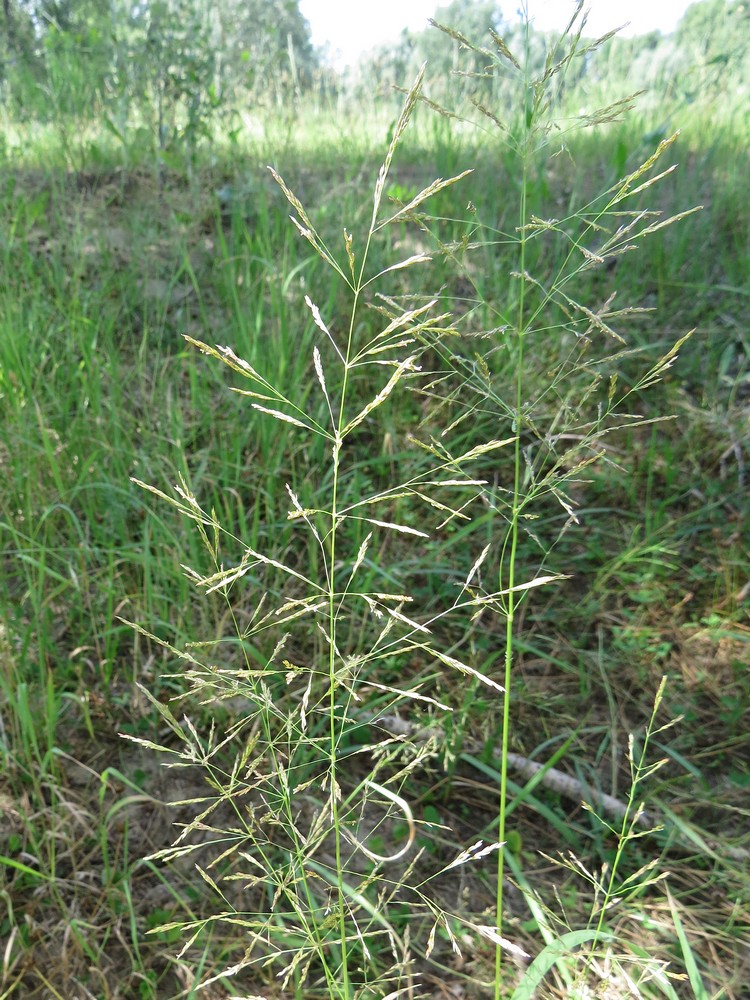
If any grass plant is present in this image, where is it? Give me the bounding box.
[0,6,748,999]
[124,8,744,998]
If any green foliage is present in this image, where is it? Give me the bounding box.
[354,1,539,108]
[676,0,750,95]
[1,0,318,157]
[354,0,750,115]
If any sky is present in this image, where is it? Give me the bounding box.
[298,0,696,70]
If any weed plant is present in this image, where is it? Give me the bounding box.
[121,8,724,998]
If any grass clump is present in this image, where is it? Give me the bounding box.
[125,66,501,997]
[120,9,747,998]
[0,6,748,1000]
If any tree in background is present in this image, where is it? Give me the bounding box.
[217,0,316,104]
[0,0,318,157]
[3,0,748,157]
[353,1,510,107]
[352,0,749,117]
[675,0,750,98]
[0,0,37,101]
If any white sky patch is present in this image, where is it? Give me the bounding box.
[299,0,439,69]
[299,0,694,69]
[529,0,691,38]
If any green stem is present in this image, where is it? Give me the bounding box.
[329,356,348,997]
[495,144,529,997]
[327,262,369,996]
[591,680,665,951]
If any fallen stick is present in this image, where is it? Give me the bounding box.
[367,711,749,864]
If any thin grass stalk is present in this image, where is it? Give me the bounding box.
[328,312,354,996]
[495,23,532,992]
[323,178,370,1000]
[496,171,528,995]
[319,82,427,991]
[589,676,669,949]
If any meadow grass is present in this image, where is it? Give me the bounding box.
[0,14,748,999]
